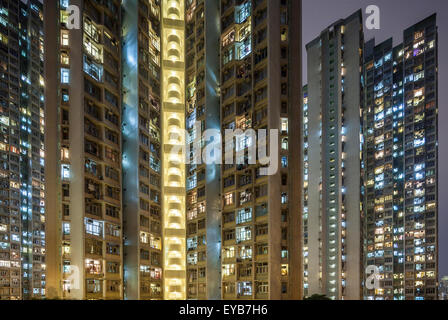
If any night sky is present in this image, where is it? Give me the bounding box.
[302,0,448,278]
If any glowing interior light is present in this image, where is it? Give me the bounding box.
[162,0,186,300]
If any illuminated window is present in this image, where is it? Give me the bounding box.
[9,181,19,189]
[236,2,251,23]
[61,68,70,83]
[223,47,234,65]
[187,237,197,251]
[282,138,288,150]
[150,155,160,172]
[150,235,161,249]
[281,28,288,41]
[236,208,252,224]
[140,231,149,244]
[281,118,288,133]
[151,267,162,280]
[195,202,205,215]
[239,190,252,205]
[84,38,102,62]
[61,52,70,65]
[61,31,69,46]
[223,246,235,259]
[62,244,71,256]
[222,264,235,277]
[106,223,120,238]
[237,134,253,151]
[281,156,288,168]
[84,19,100,42]
[414,89,424,97]
[187,173,197,190]
[236,226,251,243]
[281,264,289,276]
[187,252,198,265]
[85,218,103,237]
[187,209,197,221]
[222,29,235,47]
[237,282,252,296]
[236,37,251,60]
[63,222,70,235]
[224,192,234,206]
[60,8,69,24]
[239,246,252,259]
[85,259,102,275]
[0,32,8,45]
[61,164,70,180]
[281,192,288,204]
[83,55,103,82]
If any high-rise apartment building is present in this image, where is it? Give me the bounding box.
[398,14,438,301]
[122,0,163,300]
[42,0,301,300]
[304,10,438,301]
[0,0,46,300]
[219,0,302,300]
[363,14,438,300]
[303,10,363,300]
[45,0,124,300]
[185,0,221,300]
[363,37,406,301]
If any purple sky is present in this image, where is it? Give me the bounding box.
[303,0,448,278]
